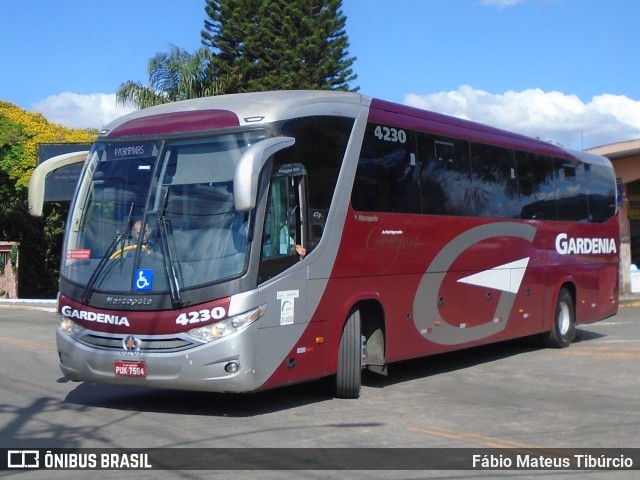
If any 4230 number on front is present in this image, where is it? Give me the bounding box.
[175,306,227,326]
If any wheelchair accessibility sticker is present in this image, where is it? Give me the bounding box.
[134,269,153,291]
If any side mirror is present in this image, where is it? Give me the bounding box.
[233,137,295,212]
[28,151,89,216]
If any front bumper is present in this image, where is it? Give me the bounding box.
[56,322,262,393]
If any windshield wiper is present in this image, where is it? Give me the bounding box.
[158,190,183,308]
[81,202,135,304]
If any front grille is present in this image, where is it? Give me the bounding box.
[77,333,197,353]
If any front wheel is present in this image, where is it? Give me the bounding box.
[335,309,362,399]
[542,287,575,348]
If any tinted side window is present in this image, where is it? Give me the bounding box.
[418,133,474,216]
[278,116,353,246]
[470,143,520,218]
[586,163,617,222]
[352,123,419,213]
[555,158,590,221]
[279,117,352,210]
[517,152,557,220]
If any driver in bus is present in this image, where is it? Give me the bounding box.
[132,220,152,245]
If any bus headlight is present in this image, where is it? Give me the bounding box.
[187,305,266,343]
[59,317,84,337]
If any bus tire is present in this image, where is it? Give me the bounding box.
[335,309,362,399]
[542,287,575,348]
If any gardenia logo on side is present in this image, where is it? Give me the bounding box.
[555,233,617,255]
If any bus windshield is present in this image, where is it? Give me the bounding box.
[62,131,267,298]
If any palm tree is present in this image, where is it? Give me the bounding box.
[117,45,225,109]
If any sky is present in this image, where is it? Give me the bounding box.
[1,0,639,150]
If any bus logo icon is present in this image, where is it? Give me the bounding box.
[7,450,39,468]
[122,335,141,352]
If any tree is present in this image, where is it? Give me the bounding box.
[0,101,95,297]
[117,45,225,109]
[201,0,358,93]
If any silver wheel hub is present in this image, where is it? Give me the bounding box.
[558,302,571,336]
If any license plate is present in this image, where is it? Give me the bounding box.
[114,360,147,377]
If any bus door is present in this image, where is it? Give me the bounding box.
[255,163,326,385]
[259,163,308,278]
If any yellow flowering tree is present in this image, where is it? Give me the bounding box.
[0,101,96,297]
[0,101,95,191]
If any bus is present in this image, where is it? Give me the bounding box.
[29,90,619,398]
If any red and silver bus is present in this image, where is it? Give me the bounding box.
[29,91,619,398]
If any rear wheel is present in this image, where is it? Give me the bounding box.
[542,287,575,348]
[335,309,362,399]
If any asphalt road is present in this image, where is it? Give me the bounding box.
[0,304,638,480]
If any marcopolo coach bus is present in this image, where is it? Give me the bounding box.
[29,90,619,398]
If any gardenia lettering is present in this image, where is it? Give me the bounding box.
[555,233,617,255]
[61,305,130,327]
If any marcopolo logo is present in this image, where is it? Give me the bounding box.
[106,296,152,307]
[122,335,141,353]
[555,233,617,255]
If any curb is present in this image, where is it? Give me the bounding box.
[0,299,57,313]
[620,299,640,309]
